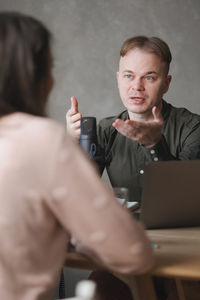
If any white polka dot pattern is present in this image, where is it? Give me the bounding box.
[92,196,108,209]
[57,150,70,163]
[89,231,106,243]
[52,187,68,201]
[25,190,41,201]
[129,243,143,255]
[0,216,8,226]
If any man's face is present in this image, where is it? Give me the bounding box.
[117,48,171,118]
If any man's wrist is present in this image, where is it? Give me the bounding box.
[141,134,163,149]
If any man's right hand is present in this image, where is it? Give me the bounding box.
[66,96,82,141]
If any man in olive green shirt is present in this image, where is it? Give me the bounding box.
[66,36,200,204]
[97,100,200,204]
[66,35,200,300]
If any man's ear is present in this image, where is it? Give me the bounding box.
[163,75,172,94]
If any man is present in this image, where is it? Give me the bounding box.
[66,36,200,300]
[66,35,200,204]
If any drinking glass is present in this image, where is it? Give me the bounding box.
[113,187,129,207]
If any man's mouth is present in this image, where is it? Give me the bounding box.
[128,96,145,104]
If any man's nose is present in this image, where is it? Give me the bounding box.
[131,78,144,91]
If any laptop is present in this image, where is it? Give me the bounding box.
[140,160,200,229]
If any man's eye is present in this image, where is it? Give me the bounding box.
[146,76,153,81]
[125,74,132,79]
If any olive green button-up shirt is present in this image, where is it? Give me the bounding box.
[96,100,200,203]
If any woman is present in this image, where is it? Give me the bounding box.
[0,12,153,300]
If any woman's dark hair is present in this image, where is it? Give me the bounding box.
[0,11,52,117]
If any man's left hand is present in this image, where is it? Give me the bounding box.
[112,106,163,148]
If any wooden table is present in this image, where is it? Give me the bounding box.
[64,227,200,300]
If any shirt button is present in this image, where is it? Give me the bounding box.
[140,169,144,174]
[153,157,158,161]
[150,149,155,154]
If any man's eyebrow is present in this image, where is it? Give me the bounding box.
[122,70,134,73]
[145,71,158,75]
[122,70,159,75]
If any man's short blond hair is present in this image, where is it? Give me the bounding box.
[120,36,172,74]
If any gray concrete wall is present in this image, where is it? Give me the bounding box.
[0,0,200,297]
[0,0,199,125]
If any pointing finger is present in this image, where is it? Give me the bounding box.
[70,96,79,114]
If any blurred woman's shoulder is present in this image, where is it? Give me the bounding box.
[3,112,67,151]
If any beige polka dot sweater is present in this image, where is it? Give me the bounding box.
[0,113,154,300]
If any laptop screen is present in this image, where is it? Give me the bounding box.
[140,160,200,229]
